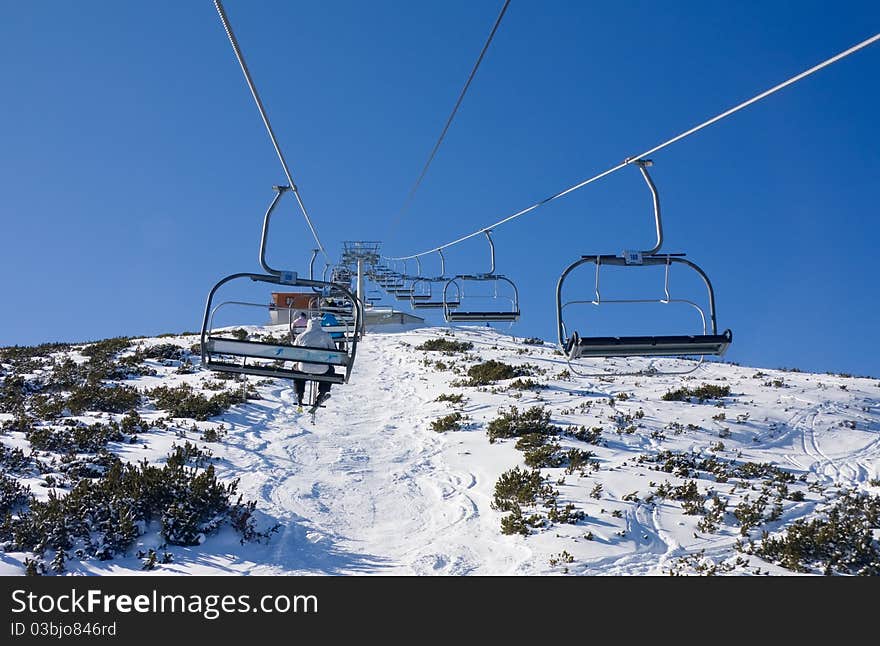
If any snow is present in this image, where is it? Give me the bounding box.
[1,325,878,576]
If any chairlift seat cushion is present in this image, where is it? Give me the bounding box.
[204,359,346,383]
[566,330,732,359]
[411,301,455,309]
[445,311,520,322]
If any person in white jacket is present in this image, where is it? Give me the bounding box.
[291,317,337,410]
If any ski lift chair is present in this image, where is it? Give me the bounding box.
[556,160,732,375]
[200,186,362,383]
[381,258,423,299]
[201,273,360,382]
[442,231,520,323]
[407,249,460,310]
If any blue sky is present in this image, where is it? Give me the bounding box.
[1,1,878,376]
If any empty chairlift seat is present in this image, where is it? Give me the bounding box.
[556,159,732,370]
[442,274,520,322]
[441,231,520,323]
[565,329,733,359]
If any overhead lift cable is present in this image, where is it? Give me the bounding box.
[388,0,512,234]
[388,31,880,261]
[213,0,330,263]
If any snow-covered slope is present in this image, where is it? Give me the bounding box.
[1,325,878,576]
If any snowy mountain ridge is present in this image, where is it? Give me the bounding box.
[1,324,878,576]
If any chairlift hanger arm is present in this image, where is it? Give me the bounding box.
[308,248,323,294]
[485,230,496,275]
[258,186,290,276]
[308,249,318,280]
[632,159,663,256]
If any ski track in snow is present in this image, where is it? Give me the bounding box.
[780,398,880,486]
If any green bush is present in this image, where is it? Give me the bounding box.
[492,466,553,512]
[415,338,473,353]
[66,383,142,415]
[733,493,769,535]
[435,393,465,404]
[27,421,125,454]
[1,342,72,362]
[568,425,603,445]
[564,448,596,474]
[430,413,464,432]
[508,378,543,390]
[0,374,31,414]
[523,443,564,468]
[500,506,530,535]
[0,450,267,564]
[639,450,798,486]
[487,406,559,443]
[0,342,70,380]
[0,443,32,475]
[148,384,246,420]
[547,504,585,525]
[661,384,731,403]
[142,344,187,361]
[0,473,32,516]
[166,441,215,469]
[55,450,122,480]
[749,491,880,575]
[514,433,548,451]
[201,425,228,443]
[48,346,148,386]
[80,337,131,359]
[466,360,529,386]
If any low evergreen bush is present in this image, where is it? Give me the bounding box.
[466,360,529,386]
[415,338,473,353]
[661,384,731,403]
[487,406,559,443]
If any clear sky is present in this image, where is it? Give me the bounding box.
[1,1,878,376]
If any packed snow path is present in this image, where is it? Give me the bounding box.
[217,328,531,575]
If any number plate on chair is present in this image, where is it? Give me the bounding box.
[623,250,643,265]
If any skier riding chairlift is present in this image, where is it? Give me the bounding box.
[292,317,337,412]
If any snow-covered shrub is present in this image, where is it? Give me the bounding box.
[0,450,265,566]
[747,491,880,575]
[430,413,464,432]
[415,338,473,353]
[661,383,731,403]
[147,383,247,420]
[27,420,125,453]
[487,406,559,443]
[0,473,32,516]
[465,360,529,386]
